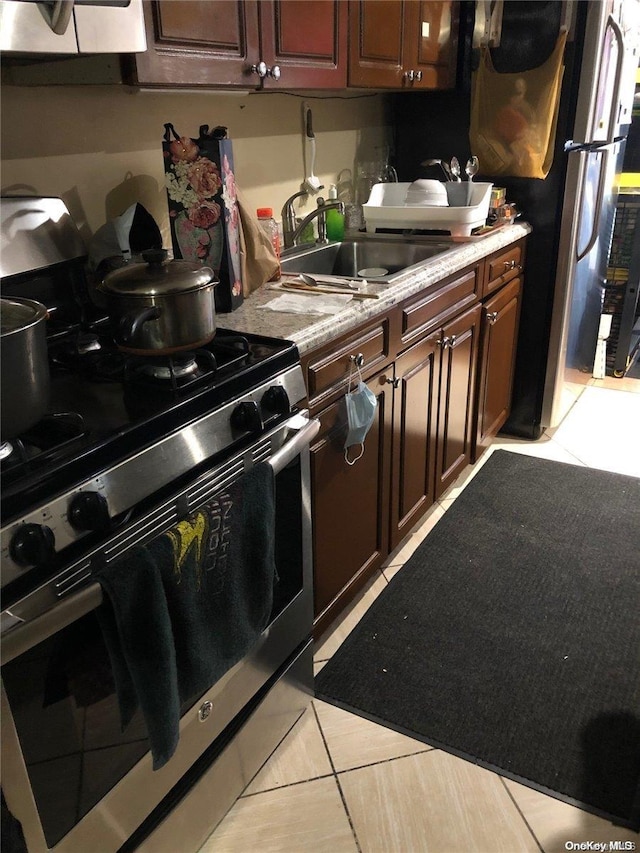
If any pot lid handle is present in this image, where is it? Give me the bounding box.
[142,248,169,267]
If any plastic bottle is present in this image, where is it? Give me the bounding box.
[256,207,281,280]
[325,185,345,241]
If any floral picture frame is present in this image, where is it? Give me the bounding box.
[163,123,243,312]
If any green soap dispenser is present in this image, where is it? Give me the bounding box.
[325,184,345,241]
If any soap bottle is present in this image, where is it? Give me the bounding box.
[325,185,345,241]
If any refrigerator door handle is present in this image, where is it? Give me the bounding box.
[606,15,625,142]
[564,136,625,153]
[575,148,609,263]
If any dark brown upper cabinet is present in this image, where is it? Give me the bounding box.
[125,0,347,90]
[348,0,459,90]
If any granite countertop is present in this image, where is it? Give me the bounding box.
[219,223,531,356]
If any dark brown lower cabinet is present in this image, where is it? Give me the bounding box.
[390,302,481,552]
[312,303,481,631]
[434,303,482,497]
[311,367,393,635]
[473,276,522,461]
[390,332,438,551]
[310,244,524,636]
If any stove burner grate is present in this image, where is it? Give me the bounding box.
[1,413,87,478]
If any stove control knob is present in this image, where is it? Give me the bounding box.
[10,523,55,567]
[231,401,264,433]
[69,491,111,533]
[262,385,291,415]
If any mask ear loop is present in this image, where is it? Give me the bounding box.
[344,443,365,465]
[344,356,366,466]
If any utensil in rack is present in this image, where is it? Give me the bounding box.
[450,157,462,181]
[465,156,479,205]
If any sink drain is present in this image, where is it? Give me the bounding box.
[357,267,388,278]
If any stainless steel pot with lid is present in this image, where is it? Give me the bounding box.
[1,297,51,441]
[101,249,219,354]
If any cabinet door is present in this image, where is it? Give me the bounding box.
[390,331,439,551]
[474,277,522,461]
[348,0,404,88]
[348,0,458,89]
[435,303,481,498]
[403,1,459,89]
[130,0,261,88]
[311,369,392,633]
[260,0,347,89]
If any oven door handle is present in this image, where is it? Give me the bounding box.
[1,416,321,666]
[268,417,320,475]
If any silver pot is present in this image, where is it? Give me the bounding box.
[101,249,218,355]
[1,297,51,441]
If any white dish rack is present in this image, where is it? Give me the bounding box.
[363,182,493,236]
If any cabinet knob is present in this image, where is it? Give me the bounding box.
[486,311,499,325]
[268,64,281,80]
[349,353,365,368]
[251,61,268,78]
[404,69,415,81]
[384,376,400,389]
[449,334,457,348]
[415,70,423,82]
[436,336,450,349]
[503,260,522,271]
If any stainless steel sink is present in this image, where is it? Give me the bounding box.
[280,237,454,283]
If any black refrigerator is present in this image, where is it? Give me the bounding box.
[392,0,639,439]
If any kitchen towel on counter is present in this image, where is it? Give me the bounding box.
[260,292,353,315]
[95,462,277,770]
[237,190,280,296]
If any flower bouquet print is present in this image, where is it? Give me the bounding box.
[163,123,243,311]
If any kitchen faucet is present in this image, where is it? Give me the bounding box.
[282,194,344,249]
[281,188,315,250]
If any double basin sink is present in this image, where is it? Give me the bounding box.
[280,236,455,284]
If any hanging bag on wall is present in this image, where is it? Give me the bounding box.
[469,30,567,179]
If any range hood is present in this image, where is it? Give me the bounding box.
[0,0,147,55]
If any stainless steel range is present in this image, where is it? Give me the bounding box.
[0,197,318,853]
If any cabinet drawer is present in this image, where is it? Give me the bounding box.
[482,242,525,298]
[304,317,392,408]
[400,267,479,345]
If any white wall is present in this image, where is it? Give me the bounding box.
[0,82,392,250]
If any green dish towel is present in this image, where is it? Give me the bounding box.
[95,462,277,770]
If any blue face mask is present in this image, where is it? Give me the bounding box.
[343,375,377,465]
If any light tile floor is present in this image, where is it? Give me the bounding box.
[201,377,640,853]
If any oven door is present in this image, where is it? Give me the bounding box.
[1,413,318,853]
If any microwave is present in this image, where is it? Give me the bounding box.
[0,0,147,55]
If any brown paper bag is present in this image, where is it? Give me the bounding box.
[237,191,280,296]
[470,31,567,179]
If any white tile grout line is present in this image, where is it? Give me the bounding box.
[499,776,546,853]
[311,701,364,853]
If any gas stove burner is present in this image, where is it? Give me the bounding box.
[51,332,125,382]
[0,442,13,461]
[124,348,219,391]
[135,353,201,382]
